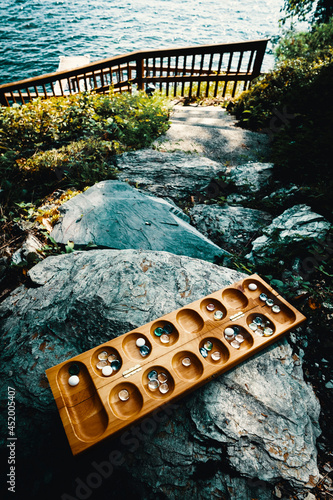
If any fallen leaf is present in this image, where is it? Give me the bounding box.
[308,297,321,310]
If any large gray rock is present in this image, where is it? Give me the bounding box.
[190,343,320,487]
[189,204,273,252]
[246,204,331,264]
[228,162,274,195]
[116,149,225,201]
[0,249,320,499]
[261,184,300,211]
[51,180,229,262]
[127,342,320,497]
[11,234,44,266]
[0,250,244,411]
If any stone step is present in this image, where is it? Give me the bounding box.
[153,104,270,164]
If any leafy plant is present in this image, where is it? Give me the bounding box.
[280,0,333,25]
[227,21,333,214]
[0,90,171,208]
[229,54,332,131]
[37,232,75,258]
[275,17,333,62]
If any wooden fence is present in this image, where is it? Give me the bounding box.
[0,39,269,106]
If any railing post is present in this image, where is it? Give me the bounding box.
[252,40,268,79]
[136,54,144,91]
[0,91,7,106]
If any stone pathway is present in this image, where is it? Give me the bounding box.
[0,98,326,500]
[153,104,271,166]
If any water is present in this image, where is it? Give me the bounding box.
[0,0,300,86]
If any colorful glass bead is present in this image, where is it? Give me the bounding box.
[200,347,208,358]
[68,375,79,386]
[148,370,158,380]
[160,334,170,344]
[98,351,109,361]
[214,310,223,320]
[163,324,173,334]
[159,383,169,394]
[158,372,168,383]
[139,345,150,357]
[118,389,130,401]
[111,359,121,371]
[136,338,146,347]
[182,357,191,367]
[68,364,80,375]
[204,340,213,351]
[148,380,159,391]
[211,351,221,361]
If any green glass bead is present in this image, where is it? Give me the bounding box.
[68,363,80,376]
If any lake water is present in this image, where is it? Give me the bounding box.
[0,0,301,85]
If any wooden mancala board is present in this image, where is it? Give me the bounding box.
[46,274,306,455]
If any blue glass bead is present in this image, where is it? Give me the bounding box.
[148,370,158,380]
[154,327,164,337]
[163,324,173,334]
[68,363,80,375]
[200,347,208,358]
[111,360,121,371]
[140,345,150,357]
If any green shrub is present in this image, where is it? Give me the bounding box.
[280,0,333,25]
[229,19,333,131]
[228,20,333,210]
[0,90,171,206]
[98,91,172,147]
[275,18,333,62]
[0,90,170,152]
[229,55,332,131]
[271,62,333,184]
[18,138,118,188]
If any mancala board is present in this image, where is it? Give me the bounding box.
[46,274,306,455]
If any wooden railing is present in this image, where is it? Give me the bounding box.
[0,39,269,106]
